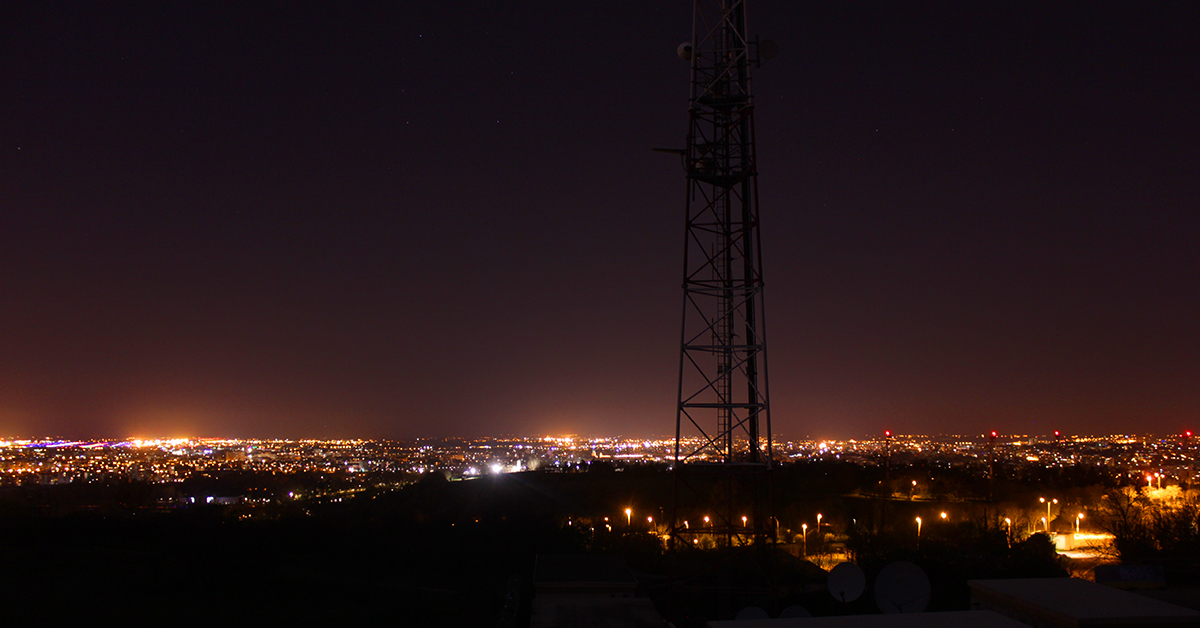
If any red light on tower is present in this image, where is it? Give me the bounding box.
[884,430,891,438]
[1054,431,1060,437]
[1186,431,1193,438]
[990,431,998,439]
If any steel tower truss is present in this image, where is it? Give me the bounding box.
[671,0,773,564]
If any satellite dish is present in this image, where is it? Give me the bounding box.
[874,561,931,614]
[759,39,778,60]
[734,606,769,620]
[677,42,693,61]
[779,606,812,618]
[827,562,866,602]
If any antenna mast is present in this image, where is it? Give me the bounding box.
[669,0,774,617]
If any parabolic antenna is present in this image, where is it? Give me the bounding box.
[874,560,931,614]
[778,606,812,618]
[677,42,693,61]
[734,606,769,620]
[759,39,778,60]
[827,562,866,602]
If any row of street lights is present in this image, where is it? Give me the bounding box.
[1039,496,1085,533]
[620,499,1086,553]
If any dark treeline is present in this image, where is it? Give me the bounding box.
[0,459,1185,626]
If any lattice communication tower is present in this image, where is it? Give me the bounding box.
[669,0,774,567]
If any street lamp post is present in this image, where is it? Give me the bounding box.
[1041,516,1048,532]
[1039,497,1057,529]
[1076,513,1083,533]
[802,523,808,556]
[625,508,632,527]
[1005,517,1012,547]
[916,516,922,550]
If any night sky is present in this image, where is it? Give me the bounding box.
[3,2,1198,440]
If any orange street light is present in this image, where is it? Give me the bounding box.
[940,512,947,520]
[742,515,748,527]
[625,508,632,526]
[817,513,822,530]
[1039,497,1057,523]
[801,523,808,556]
[1005,517,1012,546]
[1041,516,1048,532]
[1076,513,1083,533]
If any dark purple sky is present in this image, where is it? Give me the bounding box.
[2,2,1197,440]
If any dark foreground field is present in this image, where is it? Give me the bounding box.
[0,464,1083,626]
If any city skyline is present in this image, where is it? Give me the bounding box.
[3,2,1198,440]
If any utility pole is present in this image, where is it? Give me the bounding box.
[988,430,997,499]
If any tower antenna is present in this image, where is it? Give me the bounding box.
[668,0,775,619]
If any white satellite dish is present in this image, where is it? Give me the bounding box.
[734,606,769,620]
[779,606,812,618]
[874,561,931,614]
[677,42,693,61]
[827,562,866,602]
